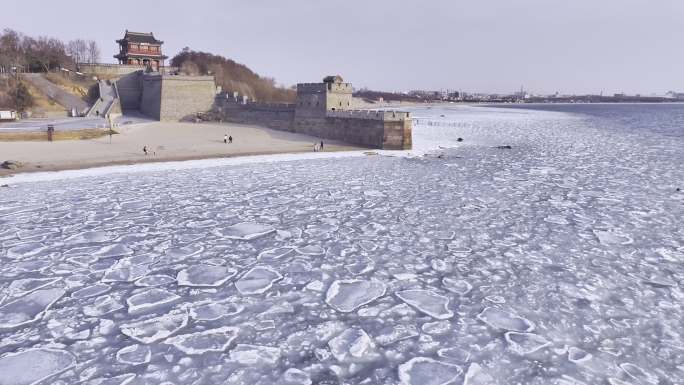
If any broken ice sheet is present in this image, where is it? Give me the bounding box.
[328,327,378,363]
[0,288,65,329]
[0,348,76,385]
[120,310,189,344]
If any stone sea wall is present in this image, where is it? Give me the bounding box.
[216,98,412,150]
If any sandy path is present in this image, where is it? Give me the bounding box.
[0,121,364,176]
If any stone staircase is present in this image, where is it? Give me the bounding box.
[86,80,120,118]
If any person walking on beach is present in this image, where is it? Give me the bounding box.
[229,135,233,144]
[143,145,148,156]
[320,141,324,151]
[224,134,228,144]
[313,143,318,152]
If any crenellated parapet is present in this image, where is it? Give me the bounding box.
[218,74,412,150]
[326,110,411,121]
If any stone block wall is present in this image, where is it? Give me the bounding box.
[158,75,216,121]
[218,98,412,150]
[116,72,143,110]
[217,98,295,131]
[140,75,162,119]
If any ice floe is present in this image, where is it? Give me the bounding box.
[328,328,378,363]
[235,266,282,295]
[176,264,237,287]
[229,344,281,366]
[188,301,244,321]
[504,332,552,355]
[115,344,151,365]
[325,279,387,312]
[120,311,189,344]
[0,348,76,385]
[126,288,180,313]
[164,326,239,355]
[398,357,463,385]
[0,288,65,329]
[396,290,454,319]
[477,307,535,332]
[219,222,275,240]
[441,278,473,295]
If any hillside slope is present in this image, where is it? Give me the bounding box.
[171,49,295,103]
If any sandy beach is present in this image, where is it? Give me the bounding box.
[0,121,365,177]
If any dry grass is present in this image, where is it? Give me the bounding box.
[45,73,96,100]
[22,81,66,113]
[0,129,112,142]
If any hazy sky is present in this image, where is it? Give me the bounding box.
[3,0,683,94]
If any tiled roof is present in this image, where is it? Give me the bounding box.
[120,31,162,44]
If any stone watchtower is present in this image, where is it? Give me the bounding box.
[295,75,352,118]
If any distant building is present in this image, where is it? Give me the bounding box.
[114,30,167,71]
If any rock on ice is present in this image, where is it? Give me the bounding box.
[325,279,387,313]
[235,266,282,295]
[164,326,239,355]
[120,311,189,344]
[477,307,535,332]
[396,290,454,320]
[0,348,76,385]
[398,357,463,385]
[0,288,65,330]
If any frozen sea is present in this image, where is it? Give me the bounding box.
[0,104,683,385]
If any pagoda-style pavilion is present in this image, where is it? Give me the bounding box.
[114,31,168,71]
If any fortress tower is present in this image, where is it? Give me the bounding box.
[114,31,167,71]
[295,75,352,118]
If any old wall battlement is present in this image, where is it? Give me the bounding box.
[326,110,411,121]
[296,82,353,93]
[217,95,412,150]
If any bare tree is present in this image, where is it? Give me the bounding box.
[87,40,100,64]
[67,39,88,64]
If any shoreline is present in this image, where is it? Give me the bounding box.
[0,120,368,179]
[0,145,368,179]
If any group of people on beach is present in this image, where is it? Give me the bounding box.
[314,141,324,152]
[224,134,233,144]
